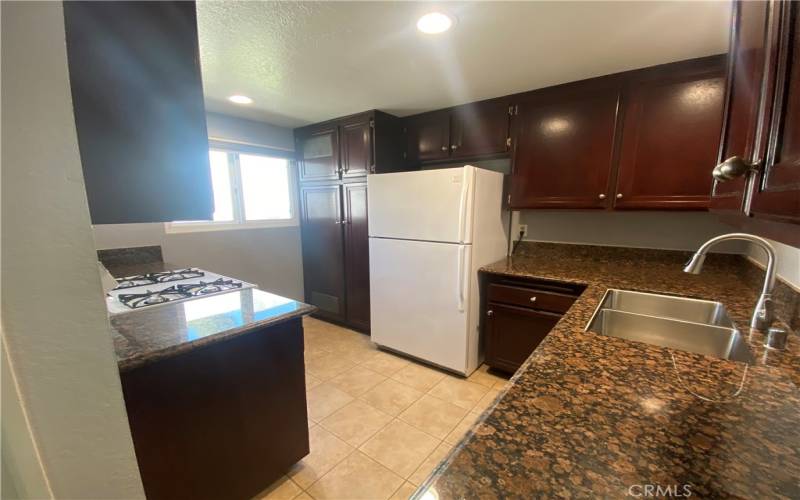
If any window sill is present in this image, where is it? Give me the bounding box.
[164,219,298,234]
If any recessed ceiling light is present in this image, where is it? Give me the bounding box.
[417,12,453,34]
[228,95,253,105]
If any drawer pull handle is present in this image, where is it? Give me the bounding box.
[530,296,537,302]
[487,310,494,317]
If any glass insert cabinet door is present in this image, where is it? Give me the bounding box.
[298,126,340,181]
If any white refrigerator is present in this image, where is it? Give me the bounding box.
[367,165,508,376]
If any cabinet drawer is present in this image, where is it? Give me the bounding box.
[487,283,576,313]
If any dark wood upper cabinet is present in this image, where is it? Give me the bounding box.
[450,100,511,159]
[340,118,372,178]
[295,110,405,182]
[614,56,726,209]
[509,80,621,209]
[404,110,451,163]
[299,185,346,323]
[63,1,213,224]
[297,125,340,182]
[343,183,370,331]
[749,0,800,225]
[712,0,772,214]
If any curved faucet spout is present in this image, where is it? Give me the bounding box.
[684,233,777,331]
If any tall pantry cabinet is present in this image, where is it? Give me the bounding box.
[295,110,406,332]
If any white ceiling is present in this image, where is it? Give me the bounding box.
[197,1,731,128]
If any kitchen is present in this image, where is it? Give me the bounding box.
[2,1,799,500]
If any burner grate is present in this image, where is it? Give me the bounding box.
[115,268,205,290]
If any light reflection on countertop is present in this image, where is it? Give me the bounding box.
[111,288,315,371]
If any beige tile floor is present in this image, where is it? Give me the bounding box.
[254,316,510,500]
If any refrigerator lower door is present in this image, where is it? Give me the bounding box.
[367,166,475,243]
[369,237,472,374]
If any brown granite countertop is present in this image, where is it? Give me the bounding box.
[417,243,800,499]
[106,262,315,372]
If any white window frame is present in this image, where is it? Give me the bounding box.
[165,143,299,234]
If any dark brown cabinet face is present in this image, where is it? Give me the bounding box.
[615,58,726,209]
[63,1,213,224]
[298,127,340,182]
[341,119,373,178]
[343,183,370,331]
[300,185,346,322]
[712,0,771,213]
[484,303,561,373]
[510,83,620,209]
[405,110,451,162]
[750,0,800,224]
[450,100,511,159]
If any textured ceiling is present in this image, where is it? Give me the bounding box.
[196,1,731,128]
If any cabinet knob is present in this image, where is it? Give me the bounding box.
[616,193,623,199]
[530,296,537,302]
[441,146,448,151]
[598,194,606,200]
[451,144,458,150]
[486,310,494,317]
[712,156,759,182]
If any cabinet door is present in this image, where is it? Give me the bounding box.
[484,303,561,374]
[341,118,372,178]
[343,183,370,331]
[450,100,511,158]
[300,185,346,322]
[711,1,772,213]
[509,82,621,208]
[63,1,213,224]
[614,57,726,209]
[405,110,451,163]
[750,0,800,225]
[298,127,340,182]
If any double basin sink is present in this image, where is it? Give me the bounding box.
[586,289,755,364]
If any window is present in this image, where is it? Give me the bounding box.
[166,147,297,233]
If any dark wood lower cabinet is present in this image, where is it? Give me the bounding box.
[485,303,562,373]
[482,275,582,373]
[343,183,370,331]
[300,180,371,332]
[121,319,309,500]
[300,184,347,323]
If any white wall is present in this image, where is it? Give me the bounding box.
[747,238,800,289]
[1,2,144,498]
[92,113,304,301]
[516,210,749,252]
[206,111,294,151]
[93,223,304,300]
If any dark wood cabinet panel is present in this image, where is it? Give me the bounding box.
[509,81,621,209]
[297,126,340,182]
[450,100,511,159]
[341,118,372,178]
[484,303,562,373]
[300,185,346,322]
[712,0,772,213]
[405,110,451,163]
[63,1,213,224]
[122,319,308,500]
[343,183,370,331]
[615,56,726,209]
[750,0,800,224]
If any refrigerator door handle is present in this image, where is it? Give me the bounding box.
[457,166,476,243]
[457,245,466,312]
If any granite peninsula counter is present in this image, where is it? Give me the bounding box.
[416,243,800,499]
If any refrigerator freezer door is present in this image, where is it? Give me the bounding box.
[367,166,476,244]
[369,237,472,373]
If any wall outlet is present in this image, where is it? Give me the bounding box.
[518,224,528,237]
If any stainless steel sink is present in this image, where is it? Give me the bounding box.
[596,289,735,328]
[586,289,754,364]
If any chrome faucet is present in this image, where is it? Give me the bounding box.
[684,233,777,331]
